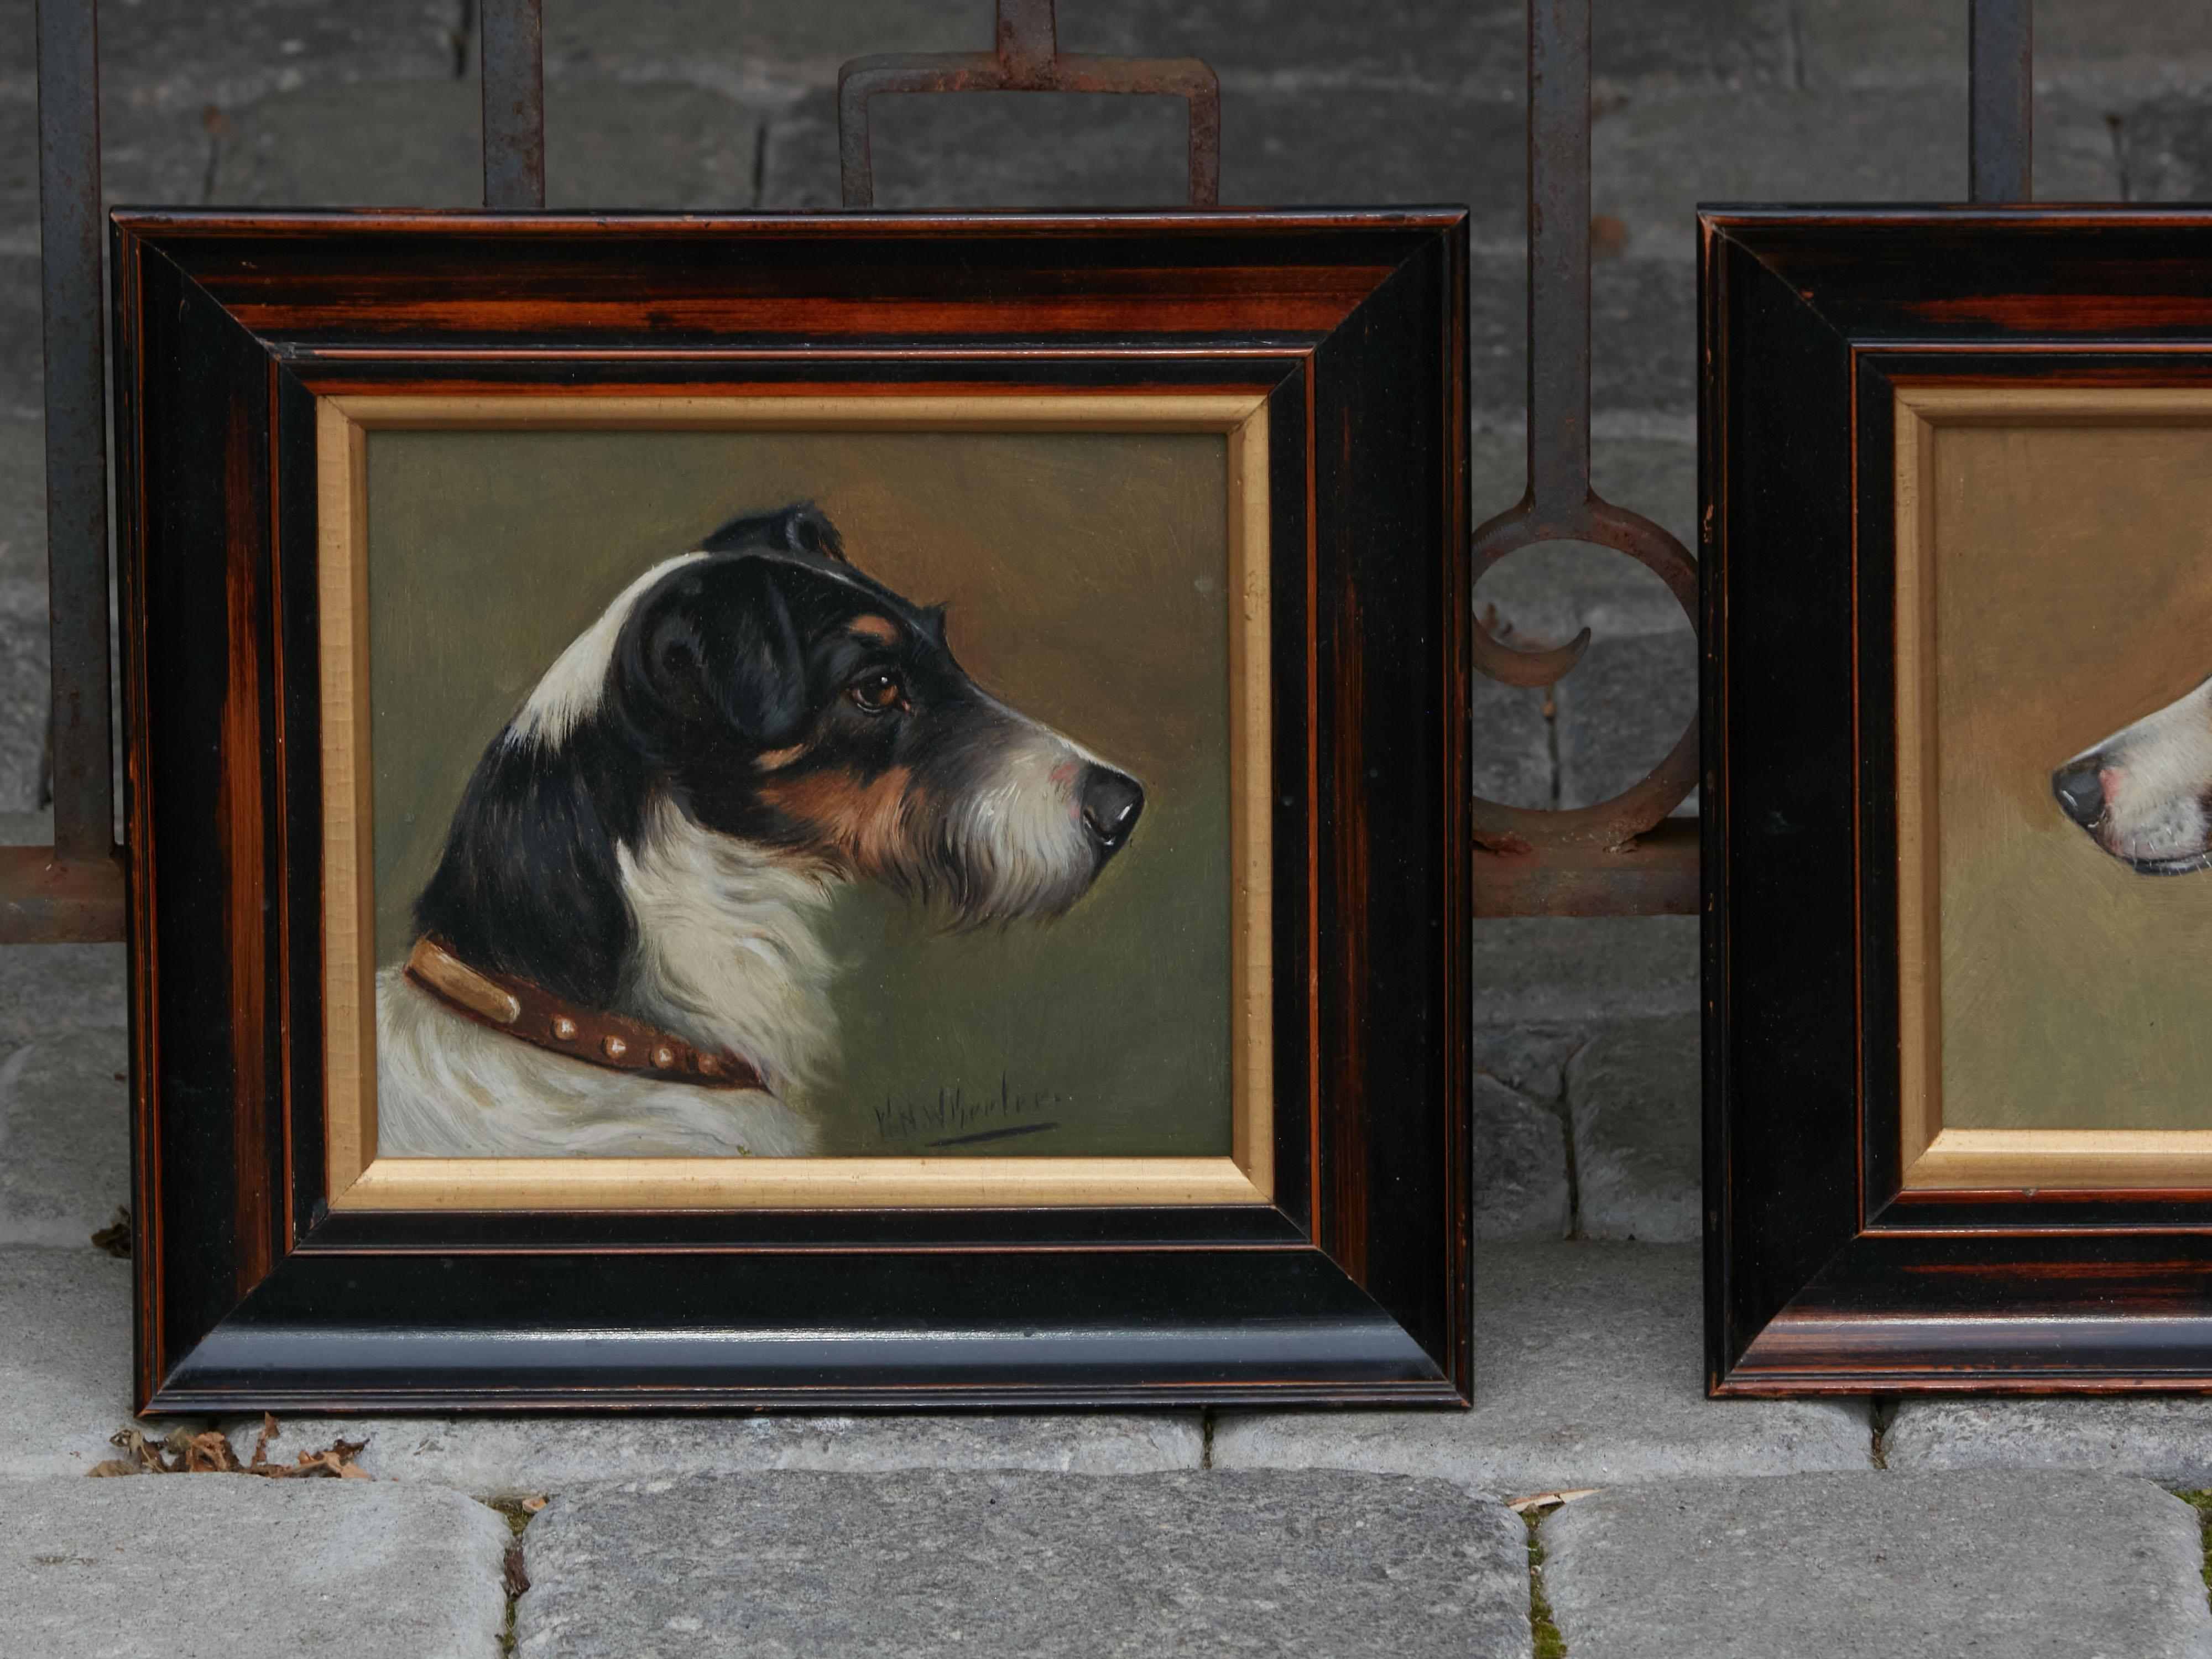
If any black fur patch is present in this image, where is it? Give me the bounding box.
[415,505,941,1007]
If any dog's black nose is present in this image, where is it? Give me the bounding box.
[2052,759,2107,827]
[1079,766,1144,855]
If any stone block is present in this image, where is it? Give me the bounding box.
[2125,93,2212,202]
[208,77,478,207]
[1472,1073,1569,1240]
[1473,1021,1584,1103]
[1059,0,1790,97]
[1473,914,1698,1024]
[92,0,466,117]
[0,1035,129,1249]
[1470,671,1551,811]
[1805,0,2212,98]
[0,939,126,1038]
[545,81,765,210]
[1591,254,1697,418]
[0,101,215,253]
[0,1245,137,1478]
[1542,1470,2212,1659]
[1566,1014,1699,1243]
[213,1411,1204,1498]
[765,82,1515,217]
[2034,1,2212,98]
[0,1474,511,1659]
[1595,90,2120,266]
[1793,0,1959,92]
[1587,0,1793,95]
[0,416,41,585]
[1055,0,1517,92]
[1,253,39,419]
[781,88,1195,210]
[1887,1395,2212,1487]
[1212,1243,1871,1493]
[208,76,768,211]
[756,94,842,210]
[543,0,982,102]
[1223,88,1524,237]
[0,583,48,810]
[517,1469,1531,1659]
[1555,629,1696,813]
[1472,253,1698,422]
[1588,435,1697,550]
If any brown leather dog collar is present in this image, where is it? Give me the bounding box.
[404,935,767,1093]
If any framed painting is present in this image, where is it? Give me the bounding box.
[1704,206,2212,1392]
[112,208,1473,1410]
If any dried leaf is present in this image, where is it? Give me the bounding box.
[1506,1488,1599,1515]
[109,1427,172,1474]
[181,1431,242,1474]
[103,1421,373,1482]
[89,1208,131,1259]
[519,1495,547,1514]
[502,1543,530,1598]
[85,1460,139,1478]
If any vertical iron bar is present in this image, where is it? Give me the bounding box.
[995,0,1057,79]
[481,0,546,210]
[1526,0,1592,525]
[1968,0,2032,203]
[35,0,114,862]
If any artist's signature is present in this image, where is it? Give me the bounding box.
[873,1076,1067,1149]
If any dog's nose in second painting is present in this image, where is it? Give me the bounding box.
[2051,759,2106,827]
[1079,766,1145,854]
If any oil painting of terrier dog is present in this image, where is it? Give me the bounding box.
[2051,677,2212,877]
[374,504,1146,1160]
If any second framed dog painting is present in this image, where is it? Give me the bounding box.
[1705,207,2212,1392]
[114,210,1472,1410]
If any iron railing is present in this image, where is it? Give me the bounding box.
[12,0,2038,942]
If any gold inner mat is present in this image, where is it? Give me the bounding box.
[1893,384,2212,1191]
[317,393,1276,1210]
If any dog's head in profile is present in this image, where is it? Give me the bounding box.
[387,504,1143,1154]
[2052,676,2212,875]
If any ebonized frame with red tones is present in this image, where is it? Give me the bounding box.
[111,208,1472,1413]
[1704,206,2212,1395]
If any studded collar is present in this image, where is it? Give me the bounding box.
[404,935,768,1093]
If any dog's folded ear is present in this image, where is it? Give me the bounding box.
[628,556,820,749]
[699,503,847,565]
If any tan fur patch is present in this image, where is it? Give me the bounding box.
[753,742,809,771]
[759,766,916,877]
[847,614,901,643]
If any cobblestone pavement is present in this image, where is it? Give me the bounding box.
[6,1,2212,1653]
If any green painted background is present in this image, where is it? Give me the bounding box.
[365,426,1233,1156]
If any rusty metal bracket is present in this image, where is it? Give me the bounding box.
[837,0,1220,207]
[8,0,124,943]
[1468,0,1700,916]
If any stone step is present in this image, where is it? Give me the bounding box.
[0,1472,511,1659]
[513,1468,1530,1659]
[1887,1396,2212,1489]
[1212,1243,1872,1493]
[1538,1470,2212,1659]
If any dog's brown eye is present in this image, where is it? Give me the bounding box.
[849,670,905,713]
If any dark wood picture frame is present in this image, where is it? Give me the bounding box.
[112,208,1472,1412]
[1704,206,2212,1394]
